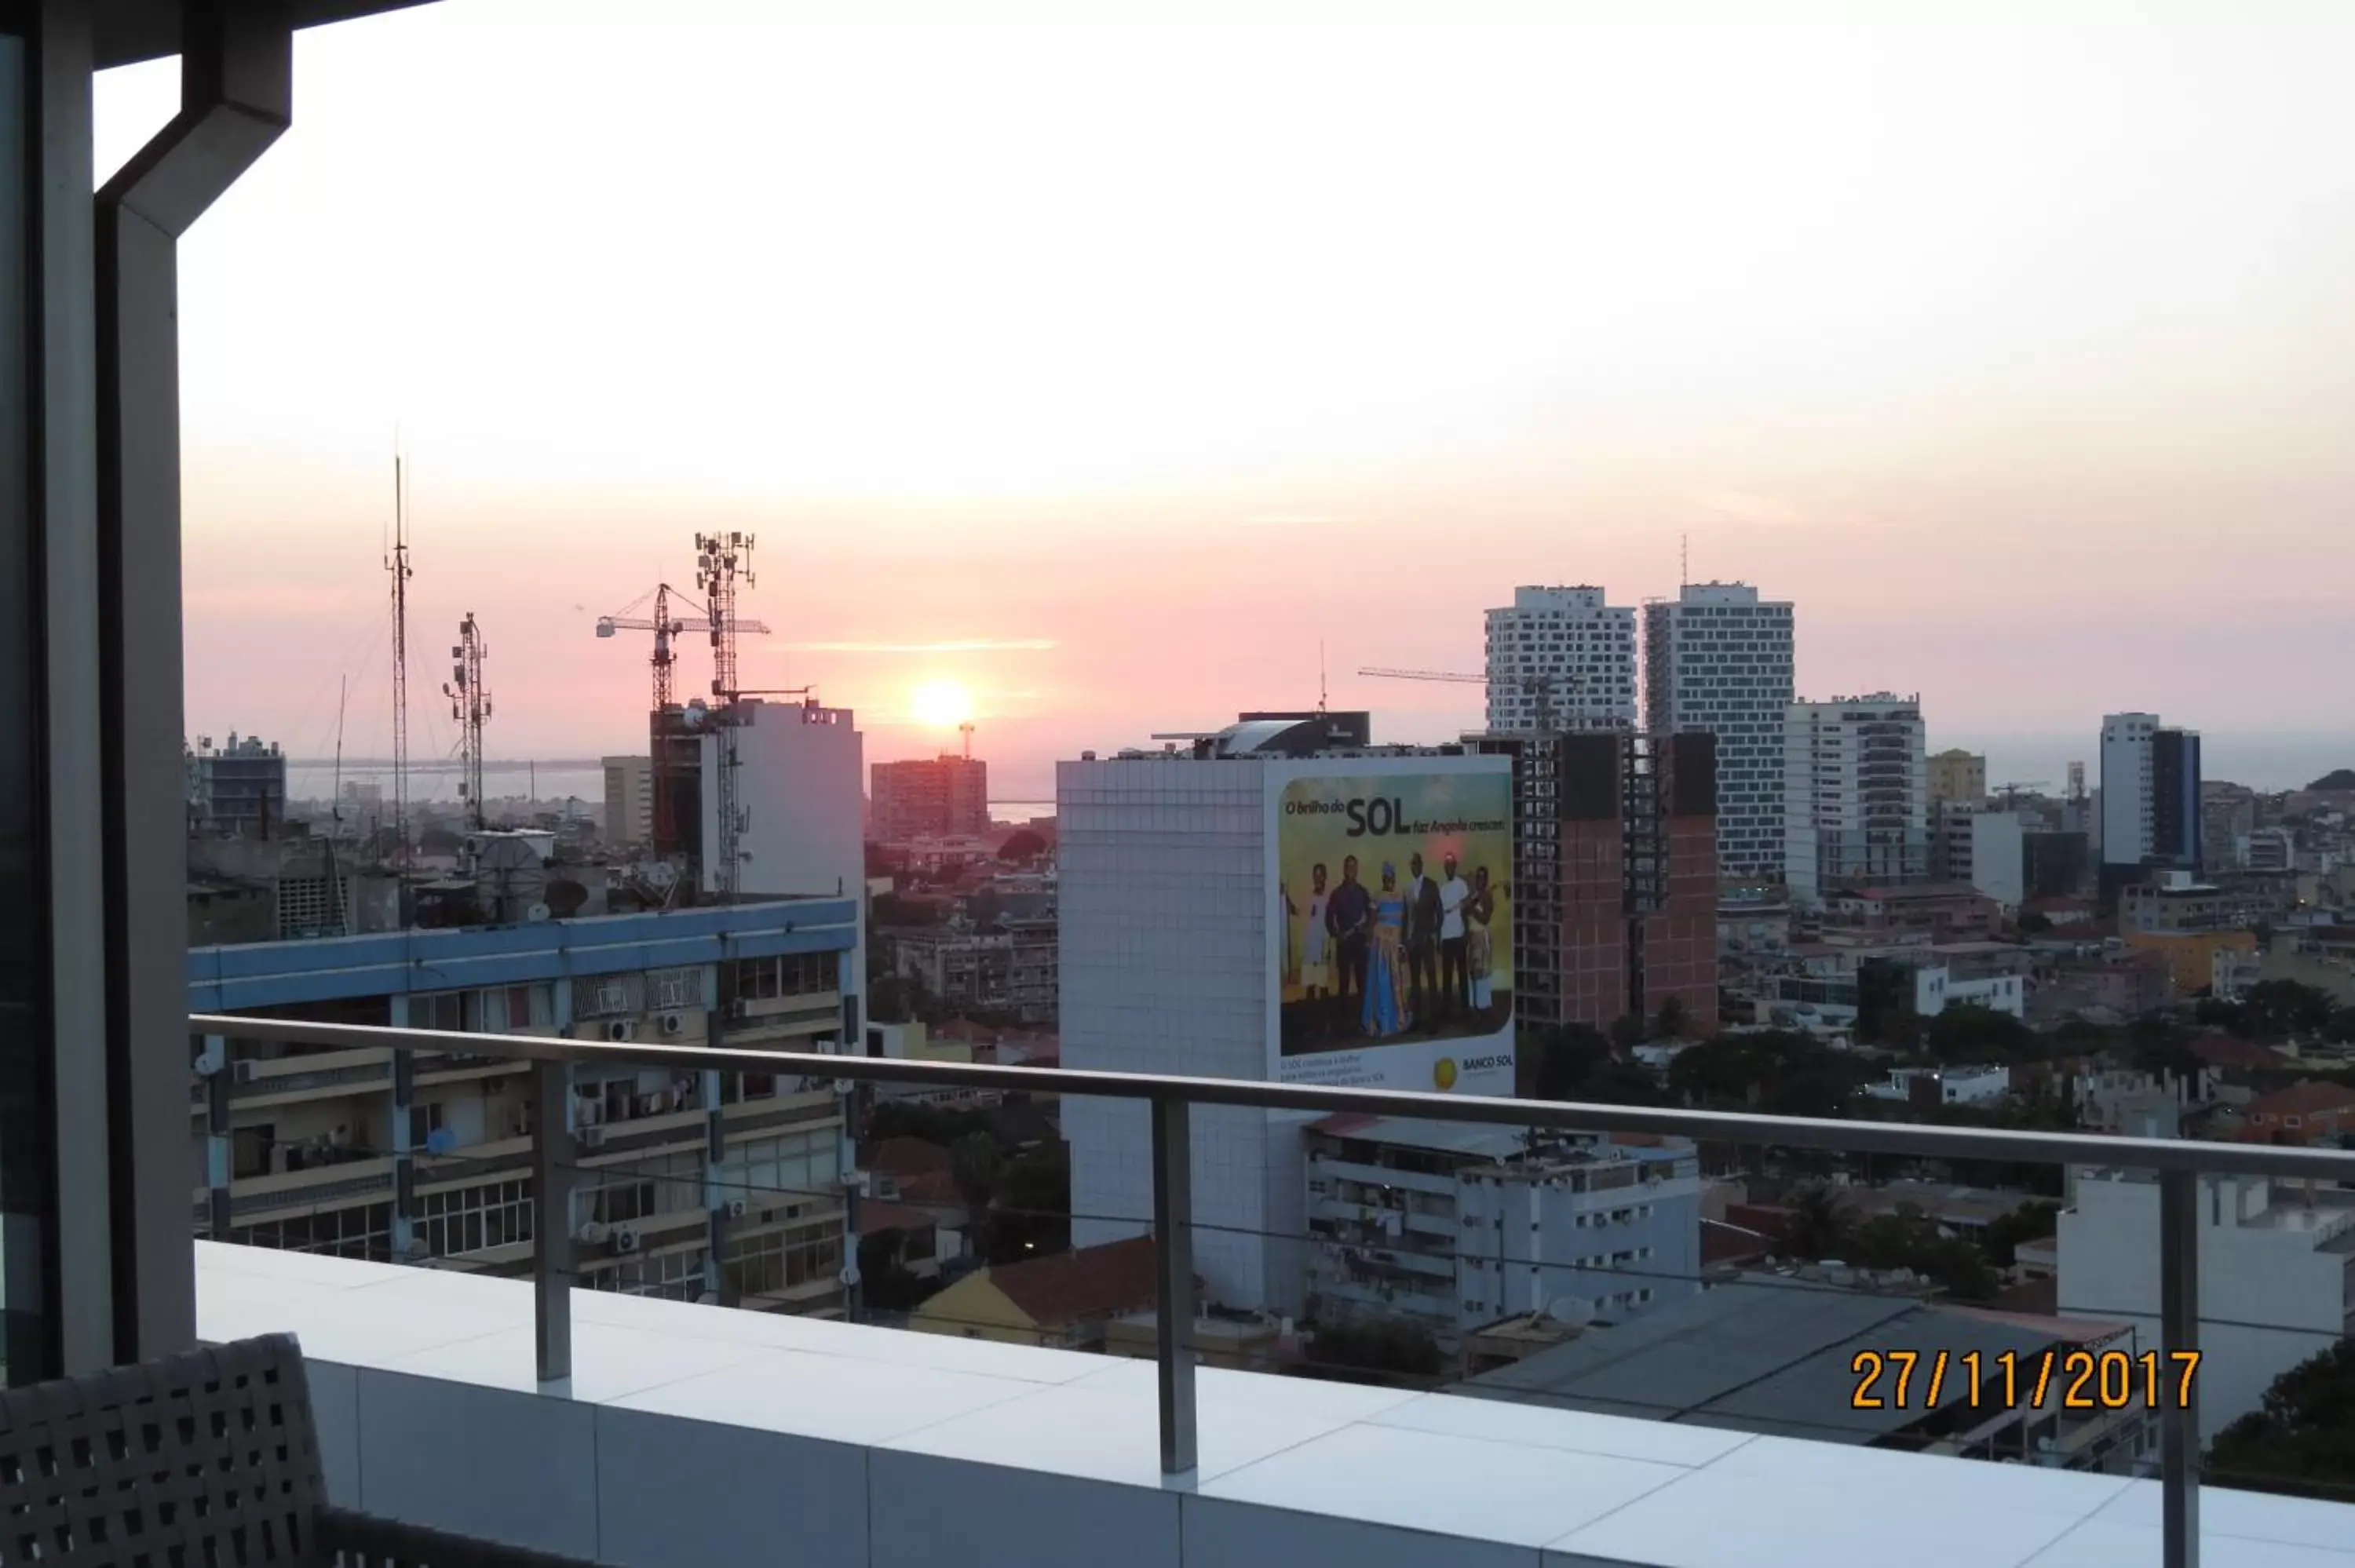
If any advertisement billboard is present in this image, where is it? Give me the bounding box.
[1269,760,1516,1094]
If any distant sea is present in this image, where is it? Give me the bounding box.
[286,763,1064,823]
[1941,733,2351,794]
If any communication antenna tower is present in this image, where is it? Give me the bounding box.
[385,452,413,871]
[696,531,757,899]
[444,612,491,831]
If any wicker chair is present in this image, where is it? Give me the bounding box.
[0,1333,590,1568]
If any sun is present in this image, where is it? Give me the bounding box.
[910,679,975,730]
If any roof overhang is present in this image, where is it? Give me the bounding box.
[95,1,436,71]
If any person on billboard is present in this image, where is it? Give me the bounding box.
[1363,862,1410,1038]
[1325,854,1373,1035]
[1403,852,1441,1030]
[1438,852,1473,1020]
[1466,866,1502,1013]
[1284,863,1333,1006]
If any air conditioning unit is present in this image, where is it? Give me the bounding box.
[659,1012,686,1036]
[838,1264,861,1289]
[576,1220,610,1247]
[843,1171,871,1196]
[727,999,751,1021]
[403,1237,430,1262]
[578,1125,607,1150]
[604,1019,637,1043]
[613,1227,643,1255]
[232,1059,259,1085]
[725,1198,748,1220]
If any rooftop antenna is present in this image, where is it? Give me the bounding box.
[959,720,975,762]
[385,447,412,875]
[696,531,757,901]
[1319,638,1329,715]
[444,612,491,831]
[1680,531,1689,588]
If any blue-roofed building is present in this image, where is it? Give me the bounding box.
[189,897,866,1316]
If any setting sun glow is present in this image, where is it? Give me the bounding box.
[910,679,975,731]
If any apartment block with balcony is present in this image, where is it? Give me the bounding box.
[1784,694,1929,906]
[189,899,863,1313]
[1304,1116,1701,1347]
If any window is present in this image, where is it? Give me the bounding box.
[232,1202,392,1262]
[732,952,842,1002]
[414,991,467,1032]
[417,1178,535,1257]
[575,975,641,1019]
[407,1100,445,1147]
[592,1249,704,1303]
[480,984,552,1032]
[721,1223,843,1297]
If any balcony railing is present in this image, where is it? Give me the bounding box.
[188,1010,2355,1568]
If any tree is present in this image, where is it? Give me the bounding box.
[1853,958,1915,1045]
[1974,1199,2061,1267]
[1923,1003,2034,1066]
[2207,1340,2355,1501]
[1609,1013,1647,1050]
[418,826,462,855]
[996,829,1049,863]
[948,1132,1002,1256]
[1652,996,1689,1041]
[2128,1016,2201,1080]
[1847,1205,1999,1300]
[856,1232,933,1314]
[2017,910,2054,935]
[2237,980,2338,1041]
[1780,1183,1855,1260]
[2305,768,2355,792]
[987,1140,1071,1264]
[1523,1022,1612,1101]
[1301,1320,1444,1386]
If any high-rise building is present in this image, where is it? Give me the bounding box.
[1642,583,1795,881]
[186,733,288,836]
[1928,749,1987,806]
[1482,585,1638,731]
[1060,717,1517,1311]
[1471,730,1718,1035]
[601,753,653,846]
[870,754,991,841]
[2099,713,2203,896]
[1783,695,1928,905]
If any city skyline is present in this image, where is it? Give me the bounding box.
[98,3,2355,785]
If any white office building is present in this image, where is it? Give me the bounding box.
[1060,720,1517,1312]
[2061,1170,2355,1441]
[1303,1118,1702,1347]
[700,697,868,983]
[1644,582,1795,881]
[1482,585,1638,731]
[1782,694,1926,905]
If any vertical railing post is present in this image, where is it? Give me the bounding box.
[2159,1169,2201,1568]
[1150,1096,1198,1478]
[199,1035,232,1240]
[532,1059,575,1385]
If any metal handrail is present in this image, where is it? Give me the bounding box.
[189,1012,2334,1568]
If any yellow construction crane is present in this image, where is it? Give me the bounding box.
[1359,666,1582,732]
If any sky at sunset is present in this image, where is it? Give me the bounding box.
[99,2,2355,799]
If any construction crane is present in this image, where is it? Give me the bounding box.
[596,582,771,862]
[1359,666,1585,732]
[443,613,491,831]
[595,583,774,712]
[696,531,758,901]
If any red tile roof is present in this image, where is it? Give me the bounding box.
[2193,1033,2288,1070]
[2244,1079,2355,1119]
[867,1136,952,1180]
[860,1200,940,1234]
[986,1237,1162,1328]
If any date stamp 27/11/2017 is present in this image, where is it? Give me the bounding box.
[1850,1349,2201,1413]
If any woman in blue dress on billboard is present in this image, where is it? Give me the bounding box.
[1364,863,1410,1037]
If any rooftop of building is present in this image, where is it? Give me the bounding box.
[1834,881,1994,905]
[196,1241,2355,1568]
[1305,1114,1691,1170]
[1453,1275,2072,1446]
[2242,1078,2355,1118]
[958,1237,1163,1328]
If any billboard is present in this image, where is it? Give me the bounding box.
[1269,760,1515,1094]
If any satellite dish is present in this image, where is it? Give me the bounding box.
[647,862,677,888]
[525,902,552,923]
[546,878,589,917]
[1544,1296,1595,1327]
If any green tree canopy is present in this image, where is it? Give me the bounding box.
[2207,1340,2355,1501]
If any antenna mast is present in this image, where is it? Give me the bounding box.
[444,612,491,830]
[696,531,755,900]
[386,453,413,870]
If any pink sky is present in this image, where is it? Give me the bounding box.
[100,4,2355,796]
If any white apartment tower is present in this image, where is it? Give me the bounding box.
[1482,585,1638,731]
[2099,712,2202,894]
[1783,695,1929,904]
[1642,583,1795,880]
